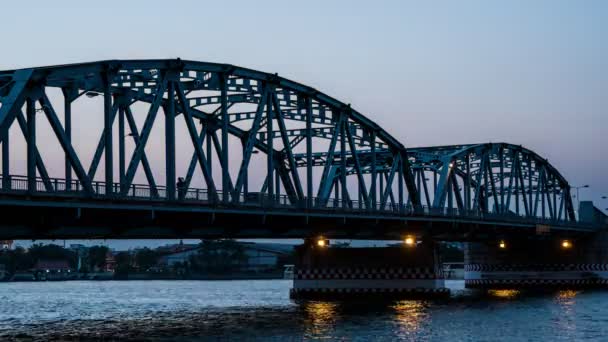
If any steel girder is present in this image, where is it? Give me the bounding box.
[0,59,419,211]
[0,60,578,223]
[292,143,576,222]
[407,143,576,222]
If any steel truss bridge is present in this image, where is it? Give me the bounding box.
[0,59,593,240]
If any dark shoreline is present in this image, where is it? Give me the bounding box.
[1,272,286,282]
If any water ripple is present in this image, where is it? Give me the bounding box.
[1,280,608,341]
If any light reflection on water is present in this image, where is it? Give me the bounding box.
[553,290,580,335]
[303,302,339,338]
[392,300,427,337]
[1,280,608,341]
[487,289,521,299]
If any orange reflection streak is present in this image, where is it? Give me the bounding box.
[487,289,520,299]
[303,301,339,337]
[392,300,426,333]
[556,290,578,300]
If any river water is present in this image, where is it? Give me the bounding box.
[0,280,607,341]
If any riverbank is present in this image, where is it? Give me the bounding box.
[2,271,285,282]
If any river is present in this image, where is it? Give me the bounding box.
[0,280,607,341]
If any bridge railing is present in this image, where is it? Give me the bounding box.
[0,174,594,230]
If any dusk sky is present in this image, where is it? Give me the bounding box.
[1,1,606,248]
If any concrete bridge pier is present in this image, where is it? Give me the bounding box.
[290,238,449,299]
[464,232,608,289]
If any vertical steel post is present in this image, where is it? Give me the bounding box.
[370,131,377,210]
[266,91,274,202]
[379,170,384,207]
[118,106,125,185]
[26,97,36,192]
[305,97,313,208]
[242,141,248,199]
[541,170,546,218]
[398,155,404,211]
[416,169,421,195]
[499,149,505,212]
[447,174,453,210]
[514,154,520,215]
[340,112,347,208]
[275,170,281,198]
[528,158,533,212]
[166,81,176,200]
[553,180,557,219]
[103,76,113,195]
[334,177,339,205]
[2,120,9,190]
[220,73,229,202]
[63,89,72,190]
[483,155,489,212]
[465,155,471,211]
[206,127,213,175]
[358,186,363,208]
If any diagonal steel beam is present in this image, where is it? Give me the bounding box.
[175,82,218,202]
[380,153,399,207]
[210,131,234,193]
[15,110,53,191]
[271,92,304,201]
[39,93,94,194]
[432,159,452,208]
[124,106,159,197]
[504,150,517,211]
[345,121,369,208]
[87,102,119,180]
[183,127,207,190]
[316,116,342,203]
[121,74,168,195]
[0,69,33,141]
[232,86,269,202]
[451,172,464,210]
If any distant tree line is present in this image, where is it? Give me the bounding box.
[0,244,164,276]
[0,244,78,274]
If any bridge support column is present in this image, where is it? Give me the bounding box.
[290,241,448,300]
[465,232,608,289]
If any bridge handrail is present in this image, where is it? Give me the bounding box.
[0,174,595,230]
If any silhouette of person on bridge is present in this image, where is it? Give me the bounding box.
[177,177,186,200]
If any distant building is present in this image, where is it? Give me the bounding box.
[105,251,116,272]
[156,240,199,254]
[239,243,294,271]
[0,240,13,250]
[159,247,200,267]
[32,260,72,273]
[158,242,294,271]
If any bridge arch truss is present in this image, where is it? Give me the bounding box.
[0,59,418,212]
[407,143,576,222]
[0,60,578,226]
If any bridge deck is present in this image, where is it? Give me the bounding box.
[0,175,595,240]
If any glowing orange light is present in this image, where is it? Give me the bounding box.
[317,238,327,247]
[561,240,572,249]
[404,236,415,246]
[499,240,506,249]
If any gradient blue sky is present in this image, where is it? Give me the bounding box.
[2,1,607,248]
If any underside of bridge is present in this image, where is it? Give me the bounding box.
[0,59,587,241]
